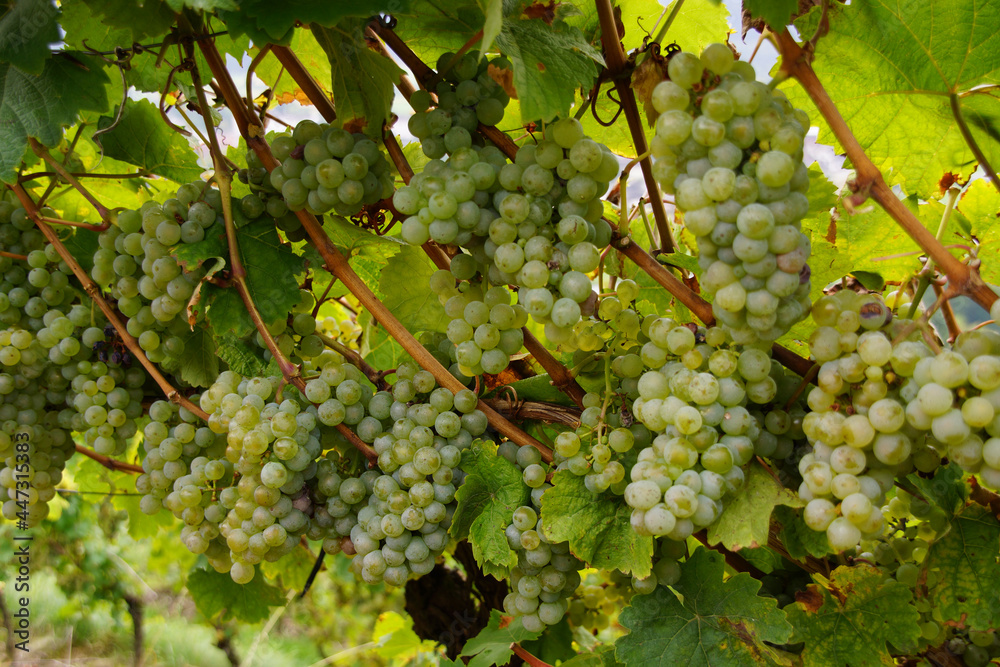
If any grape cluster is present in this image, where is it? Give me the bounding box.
[0,201,152,525]
[90,184,225,373]
[430,268,526,377]
[265,120,394,218]
[651,44,812,345]
[497,441,583,632]
[407,51,512,160]
[797,289,1000,551]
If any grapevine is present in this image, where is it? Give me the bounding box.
[1,1,999,665]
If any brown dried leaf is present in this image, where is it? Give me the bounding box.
[487,63,517,100]
[521,0,560,25]
[631,54,670,126]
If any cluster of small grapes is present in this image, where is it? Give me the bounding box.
[330,360,488,585]
[945,630,1000,666]
[90,183,224,374]
[497,441,583,632]
[408,51,512,160]
[0,201,152,525]
[396,116,617,354]
[650,43,812,345]
[798,289,1000,551]
[430,266,526,377]
[253,289,329,365]
[265,120,394,218]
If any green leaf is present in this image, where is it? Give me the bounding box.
[787,0,1000,198]
[460,609,543,667]
[906,463,968,515]
[616,548,793,666]
[79,0,176,40]
[479,0,503,57]
[215,331,270,377]
[540,471,653,576]
[707,462,803,551]
[958,179,1000,285]
[176,326,219,388]
[495,13,603,124]
[393,1,485,66]
[95,99,204,183]
[774,506,834,561]
[163,0,237,11]
[372,611,440,660]
[227,219,302,331]
[0,0,60,74]
[186,567,285,623]
[0,53,110,183]
[359,309,408,372]
[786,564,921,666]
[450,442,529,578]
[743,0,798,28]
[260,544,315,591]
[311,20,403,134]
[850,271,885,292]
[482,374,576,406]
[378,246,448,334]
[62,226,101,274]
[323,216,405,289]
[921,504,1000,632]
[520,618,576,665]
[220,0,409,45]
[252,30,331,105]
[116,494,176,540]
[562,646,622,667]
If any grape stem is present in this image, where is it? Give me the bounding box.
[618,150,652,233]
[610,234,817,378]
[483,397,582,428]
[0,251,27,260]
[950,93,1000,194]
[595,0,676,254]
[9,183,211,421]
[651,0,686,47]
[29,139,113,228]
[773,30,998,313]
[512,645,553,667]
[932,282,961,342]
[74,444,144,474]
[196,37,555,463]
[18,171,150,182]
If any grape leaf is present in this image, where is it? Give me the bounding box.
[743,0,798,29]
[252,30,331,106]
[921,504,1000,632]
[483,374,576,406]
[540,471,653,577]
[707,462,803,551]
[787,0,1000,198]
[392,1,487,66]
[79,0,176,40]
[311,20,403,135]
[0,53,110,183]
[323,216,406,289]
[460,610,543,667]
[906,463,968,516]
[378,246,448,334]
[786,564,920,667]
[220,0,410,46]
[479,0,503,57]
[450,441,529,579]
[359,310,408,372]
[0,0,60,74]
[616,548,793,666]
[520,618,575,665]
[260,544,315,591]
[177,326,219,388]
[495,13,603,124]
[957,179,1000,285]
[561,646,622,667]
[186,567,285,623]
[62,226,101,274]
[229,219,303,329]
[214,331,269,377]
[774,506,834,561]
[372,611,441,660]
[96,99,204,183]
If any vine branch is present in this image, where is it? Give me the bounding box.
[271,45,337,123]
[29,138,113,227]
[595,0,676,253]
[774,30,997,312]
[74,444,144,474]
[949,93,999,194]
